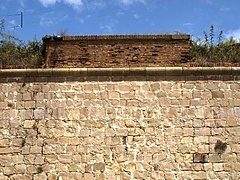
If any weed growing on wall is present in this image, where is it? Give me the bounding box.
[190,25,240,65]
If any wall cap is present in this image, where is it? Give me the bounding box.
[60,34,190,41]
[0,67,239,77]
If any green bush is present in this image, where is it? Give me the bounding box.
[190,25,240,64]
[0,19,44,68]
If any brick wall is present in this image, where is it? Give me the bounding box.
[43,35,190,68]
[0,67,240,179]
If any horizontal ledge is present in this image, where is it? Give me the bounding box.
[61,34,190,41]
[0,67,239,77]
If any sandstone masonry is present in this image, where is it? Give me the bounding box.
[43,35,190,68]
[0,67,240,179]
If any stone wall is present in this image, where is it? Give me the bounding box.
[43,35,190,68]
[0,67,240,180]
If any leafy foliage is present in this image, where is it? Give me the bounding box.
[0,19,44,69]
[190,25,240,65]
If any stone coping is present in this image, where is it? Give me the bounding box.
[62,34,190,41]
[0,67,240,78]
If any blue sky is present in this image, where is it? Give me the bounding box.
[0,0,240,42]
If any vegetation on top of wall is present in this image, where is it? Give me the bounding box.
[0,20,240,68]
[0,19,44,69]
[189,25,240,66]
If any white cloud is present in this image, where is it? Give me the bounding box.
[39,12,69,27]
[84,0,106,10]
[100,25,113,34]
[40,13,55,27]
[38,0,59,6]
[133,13,140,19]
[100,19,118,34]
[18,0,26,8]
[181,23,193,26]
[0,5,6,10]
[38,0,146,10]
[118,0,146,5]
[38,0,83,9]
[225,29,240,41]
[64,0,83,7]
[9,20,16,25]
[220,7,230,12]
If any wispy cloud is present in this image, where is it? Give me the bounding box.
[100,25,113,34]
[39,12,68,27]
[181,22,193,26]
[220,6,230,12]
[0,5,6,10]
[9,20,16,26]
[83,0,106,10]
[38,0,146,9]
[118,0,146,6]
[100,19,118,34]
[38,0,83,9]
[133,13,140,19]
[18,0,26,8]
[225,28,240,41]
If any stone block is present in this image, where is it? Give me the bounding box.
[109,92,120,99]
[211,90,225,98]
[22,92,33,101]
[30,146,42,154]
[195,128,211,136]
[34,109,44,120]
[193,153,208,163]
[183,67,202,76]
[83,173,94,180]
[209,154,221,163]
[3,166,15,175]
[58,155,72,164]
[0,155,12,166]
[24,120,35,128]
[105,128,115,137]
[24,101,36,109]
[213,163,224,171]
[146,67,166,76]
[79,129,90,137]
[93,162,105,172]
[0,147,20,154]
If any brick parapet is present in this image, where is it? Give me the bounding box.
[43,34,190,68]
[0,67,239,78]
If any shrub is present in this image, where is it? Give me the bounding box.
[0,19,44,68]
[190,25,240,64]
